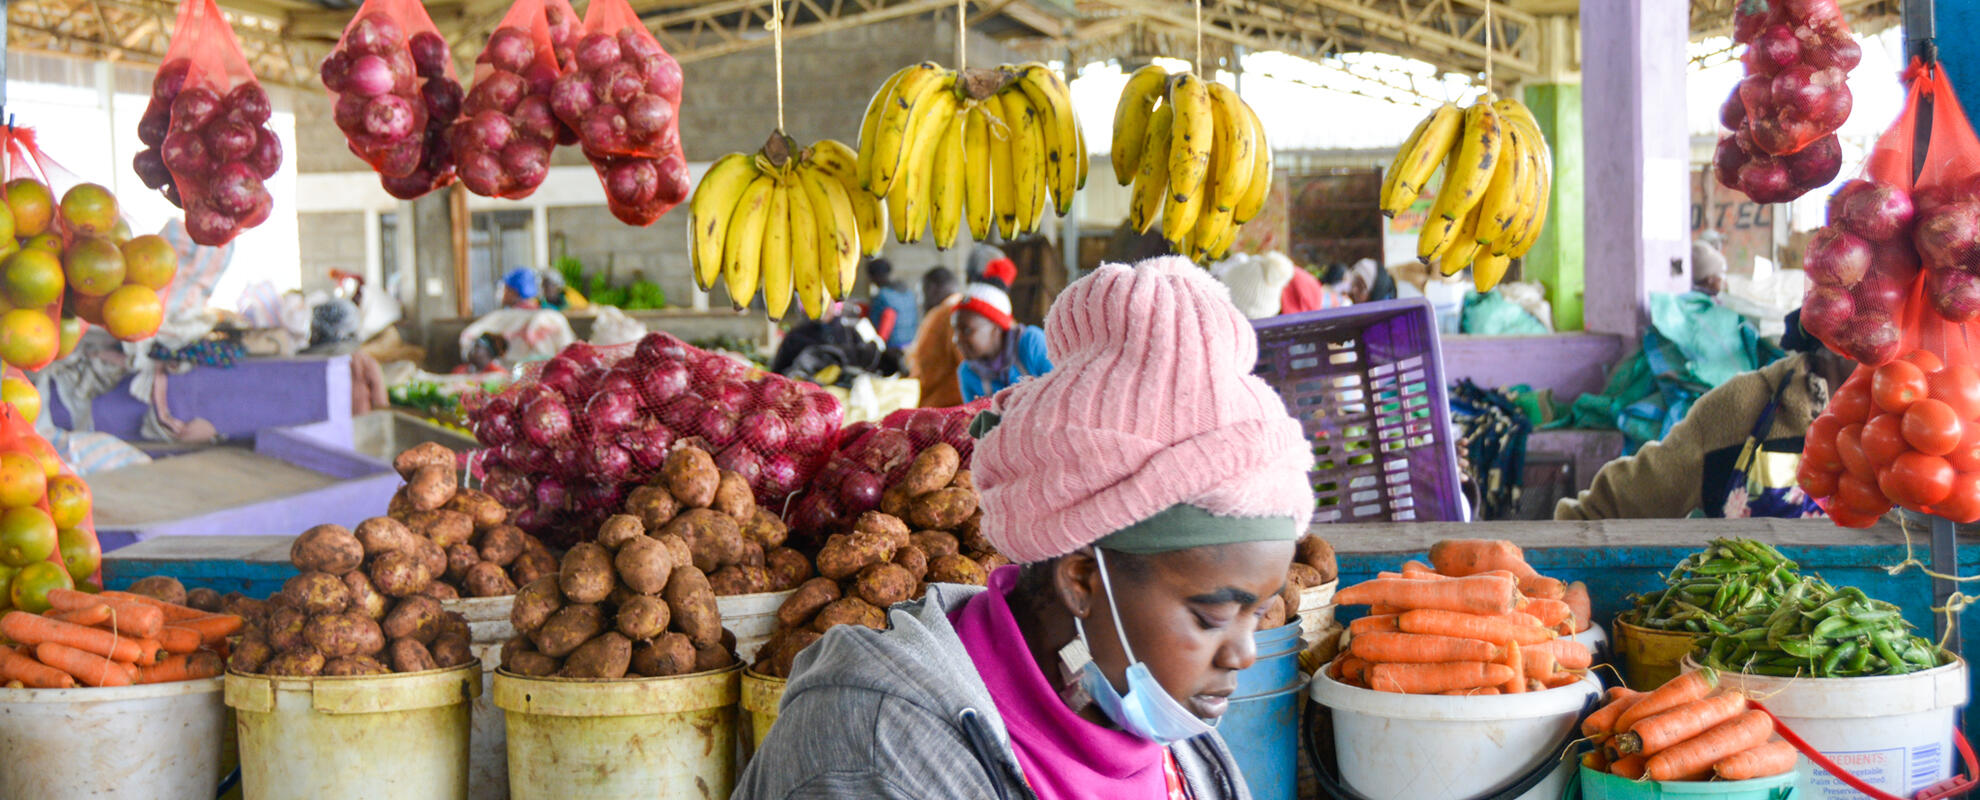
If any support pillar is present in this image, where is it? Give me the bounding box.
[1522,15,1585,331]
[1580,0,1692,342]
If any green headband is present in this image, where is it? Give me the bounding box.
[1094,504,1301,555]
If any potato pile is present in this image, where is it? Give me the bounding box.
[225,520,477,677]
[498,445,747,679]
[388,442,558,598]
[753,443,1002,678]
[1261,535,1339,629]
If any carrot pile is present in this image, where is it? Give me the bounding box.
[0,586,238,688]
[1581,668,1798,782]
[1326,539,1594,695]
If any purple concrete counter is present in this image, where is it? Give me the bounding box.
[1440,332,1626,400]
[48,356,352,447]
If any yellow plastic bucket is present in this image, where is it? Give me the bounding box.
[741,668,788,762]
[495,663,742,799]
[224,662,480,800]
[1613,616,1698,691]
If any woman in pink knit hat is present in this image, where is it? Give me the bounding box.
[736,256,1314,800]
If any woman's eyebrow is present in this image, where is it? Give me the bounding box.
[1187,587,1260,606]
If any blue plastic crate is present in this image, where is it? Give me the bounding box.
[1252,298,1465,523]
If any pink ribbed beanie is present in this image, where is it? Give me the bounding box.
[973,256,1315,563]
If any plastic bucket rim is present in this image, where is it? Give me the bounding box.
[1230,673,1313,704]
[1309,670,1601,721]
[1577,763,1799,794]
[492,661,743,717]
[224,660,482,715]
[1614,616,1705,643]
[717,588,798,615]
[0,674,223,703]
[1679,653,1969,714]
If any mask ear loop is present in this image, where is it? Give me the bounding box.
[1092,548,1140,665]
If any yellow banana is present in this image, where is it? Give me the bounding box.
[722,174,776,309]
[989,96,1018,239]
[1166,73,1213,200]
[1426,98,1502,225]
[795,163,858,302]
[1000,89,1044,235]
[1233,100,1272,224]
[1381,102,1461,216]
[1162,173,1206,252]
[760,182,793,320]
[930,108,966,250]
[787,180,822,319]
[1210,214,1240,260]
[688,153,761,292]
[1012,63,1079,215]
[895,85,958,243]
[1473,251,1511,292]
[865,63,948,196]
[963,105,994,242]
[1472,125,1526,247]
[807,139,886,258]
[1129,104,1173,235]
[1439,206,1486,277]
[856,66,911,188]
[1205,82,1254,217]
[1512,171,1551,258]
[1111,64,1169,184]
[1189,153,1226,262]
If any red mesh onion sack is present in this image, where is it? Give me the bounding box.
[0,399,105,591]
[561,0,690,224]
[1711,0,1858,203]
[450,0,569,199]
[132,0,279,246]
[320,0,463,200]
[1799,63,1980,527]
[467,332,844,545]
[785,400,991,540]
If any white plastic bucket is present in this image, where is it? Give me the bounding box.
[225,662,480,799]
[1309,672,1599,800]
[443,595,516,800]
[0,677,228,798]
[719,589,794,662]
[442,595,517,644]
[1572,622,1609,653]
[1712,656,1968,800]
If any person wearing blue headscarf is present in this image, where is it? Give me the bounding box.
[502,267,542,309]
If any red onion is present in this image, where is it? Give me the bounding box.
[635,332,687,364]
[185,206,235,243]
[696,407,740,447]
[511,95,559,143]
[551,72,597,126]
[362,94,418,140]
[485,27,536,75]
[423,79,464,121]
[500,141,550,189]
[521,393,574,446]
[585,442,634,483]
[161,131,210,174]
[410,31,450,79]
[574,481,626,512]
[619,421,676,470]
[1840,313,1902,364]
[1929,267,1980,321]
[225,83,272,125]
[249,129,283,180]
[1852,266,1912,316]
[347,55,396,98]
[483,468,531,507]
[580,105,631,152]
[741,410,791,453]
[460,110,515,154]
[762,454,803,498]
[133,149,172,190]
[548,444,583,476]
[596,63,644,107]
[656,155,691,204]
[1753,25,1800,73]
[1805,228,1872,287]
[619,30,663,62]
[577,33,622,73]
[1801,285,1854,337]
[626,94,673,137]
[584,384,642,432]
[641,55,683,101]
[210,163,266,217]
[457,150,502,195]
[604,159,659,204]
[838,470,884,512]
[1917,204,1980,268]
[706,380,750,410]
[465,71,526,115]
[170,87,221,132]
[716,444,766,486]
[1840,184,1915,243]
[637,360,690,406]
[534,476,570,510]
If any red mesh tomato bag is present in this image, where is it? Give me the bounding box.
[132,0,279,246]
[0,399,105,598]
[450,0,569,199]
[1711,0,1857,203]
[784,400,991,542]
[319,0,463,200]
[1799,62,1980,526]
[465,332,844,545]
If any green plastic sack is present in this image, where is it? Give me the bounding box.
[1461,291,1549,336]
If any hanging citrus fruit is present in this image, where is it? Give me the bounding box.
[1,376,39,424]
[57,527,98,582]
[9,560,72,612]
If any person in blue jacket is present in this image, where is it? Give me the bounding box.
[954,266,1052,402]
[865,258,920,351]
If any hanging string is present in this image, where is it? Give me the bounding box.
[1483,0,1494,92]
[1193,0,1204,75]
[767,0,787,132]
[957,0,967,72]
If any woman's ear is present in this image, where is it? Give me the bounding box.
[1054,550,1100,620]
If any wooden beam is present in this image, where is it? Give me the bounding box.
[450,184,471,319]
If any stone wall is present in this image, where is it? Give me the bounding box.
[296,211,366,294]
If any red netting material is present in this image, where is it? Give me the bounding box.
[465,332,844,546]
[0,128,81,371]
[1711,0,1857,203]
[132,0,279,246]
[784,400,991,542]
[320,0,463,200]
[563,0,691,225]
[448,0,570,199]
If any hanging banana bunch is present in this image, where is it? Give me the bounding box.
[1110,64,1272,263]
[856,61,1086,250]
[1383,94,1553,293]
[688,132,878,320]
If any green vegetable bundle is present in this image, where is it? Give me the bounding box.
[1624,538,1945,678]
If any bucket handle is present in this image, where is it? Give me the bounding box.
[1301,692,1601,800]
[1750,700,1979,800]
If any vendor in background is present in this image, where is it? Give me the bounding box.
[501,267,542,310]
[1335,258,1397,304]
[736,256,1312,800]
[1692,238,1728,297]
[452,333,509,375]
[1281,259,1347,314]
[955,263,1052,403]
[866,258,920,351]
[908,256,973,409]
[306,298,390,417]
[1556,308,1852,520]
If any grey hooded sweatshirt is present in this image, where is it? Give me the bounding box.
[731,582,1253,800]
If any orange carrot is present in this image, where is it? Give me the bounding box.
[1523,649,1559,681]
[1611,754,1649,780]
[167,614,242,647]
[1,611,143,663]
[1366,661,1515,694]
[130,638,164,666]
[1525,598,1573,627]
[1401,560,1438,576]
[1350,632,1500,664]
[1645,710,1773,781]
[1583,689,1647,739]
[1526,639,1594,671]
[1500,641,1525,694]
[1584,750,1612,772]
[1616,669,1719,734]
[1397,609,1558,646]
[47,605,111,627]
[1429,539,1538,578]
[1369,604,1402,615]
[1335,656,1371,685]
[1520,576,1568,600]
[35,641,132,687]
[1616,692,1749,755]
[1542,672,1582,689]
[0,645,75,688]
[46,589,162,638]
[1349,615,1401,635]
[1440,687,1500,695]
[156,626,202,655]
[99,590,206,621]
[1335,575,1520,615]
[1713,741,1798,780]
[138,651,223,684]
[1565,582,1593,633]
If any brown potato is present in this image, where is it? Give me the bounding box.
[707,565,771,596]
[444,543,480,583]
[229,634,273,674]
[765,547,814,591]
[511,576,564,635]
[559,543,615,604]
[394,442,456,479]
[713,470,754,521]
[663,447,720,509]
[853,512,911,550]
[323,655,392,676]
[739,540,766,569]
[406,465,459,512]
[959,520,995,556]
[892,544,929,581]
[898,442,959,496]
[615,535,674,595]
[387,488,414,520]
[266,605,309,652]
[949,470,973,492]
[436,611,472,644]
[909,531,959,558]
[693,642,734,673]
[499,635,531,665]
[304,612,385,658]
[742,507,788,549]
[810,597,886,632]
[776,577,841,628]
[354,517,419,557]
[595,514,645,551]
[504,649,560,677]
[508,549,559,587]
[853,563,914,608]
[616,594,671,640]
[908,488,978,530]
[631,633,696,677]
[973,552,1011,573]
[1260,593,1289,630]
[186,587,223,612]
[533,604,606,658]
[341,572,389,621]
[1297,536,1337,584]
[757,629,821,678]
[413,537,448,586]
[686,516,745,572]
[477,525,529,567]
[431,633,474,668]
[655,534,693,572]
[127,575,188,606]
[388,638,438,673]
[464,561,518,597]
[816,531,897,580]
[1287,563,1325,591]
[265,647,326,677]
[383,595,446,643]
[927,554,988,586]
[1278,581,1302,619]
[421,581,460,601]
[662,567,722,646]
[559,632,632,679]
[283,571,351,616]
[444,488,508,529]
[407,510,475,550]
[624,485,680,532]
[879,484,912,519]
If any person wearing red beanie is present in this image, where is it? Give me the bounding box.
[954,257,1054,402]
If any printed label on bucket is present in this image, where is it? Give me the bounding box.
[1805,743,1947,800]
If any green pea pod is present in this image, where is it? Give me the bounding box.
[1812,615,1853,639]
[1845,643,1873,673]
[1704,617,1733,635]
[1872,634,1915,675]
[1733,628,1773,643]
[1846,609,1900,624]
[1749,664,1805,677]
[1820,640,1858,676]
[1696,559,1759,575]
[1685,619,1705,633]
[1708,636,1736,667]
[1731,641,1754,665]
[1778,637,1827,660]
[1711,580,1735,614]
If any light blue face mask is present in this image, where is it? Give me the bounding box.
[1059,548,1215,745]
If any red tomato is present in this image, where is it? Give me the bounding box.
[1837,423,1874,482]
[1836,471,1891,514]
[1873,360,1930,414]
[1827,507,1882,528]
[1951,423,1980,473]
[1862,413,1909,467]
[1937,473,1980,523]
[1830,381,1874,423]
[1903,398,1964,456]
[1889,452,1957,507]
[1928,365,1980,420]
[1805,420,1844,471]
[1903,350,1946,373]
[1797,462,1840,499]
